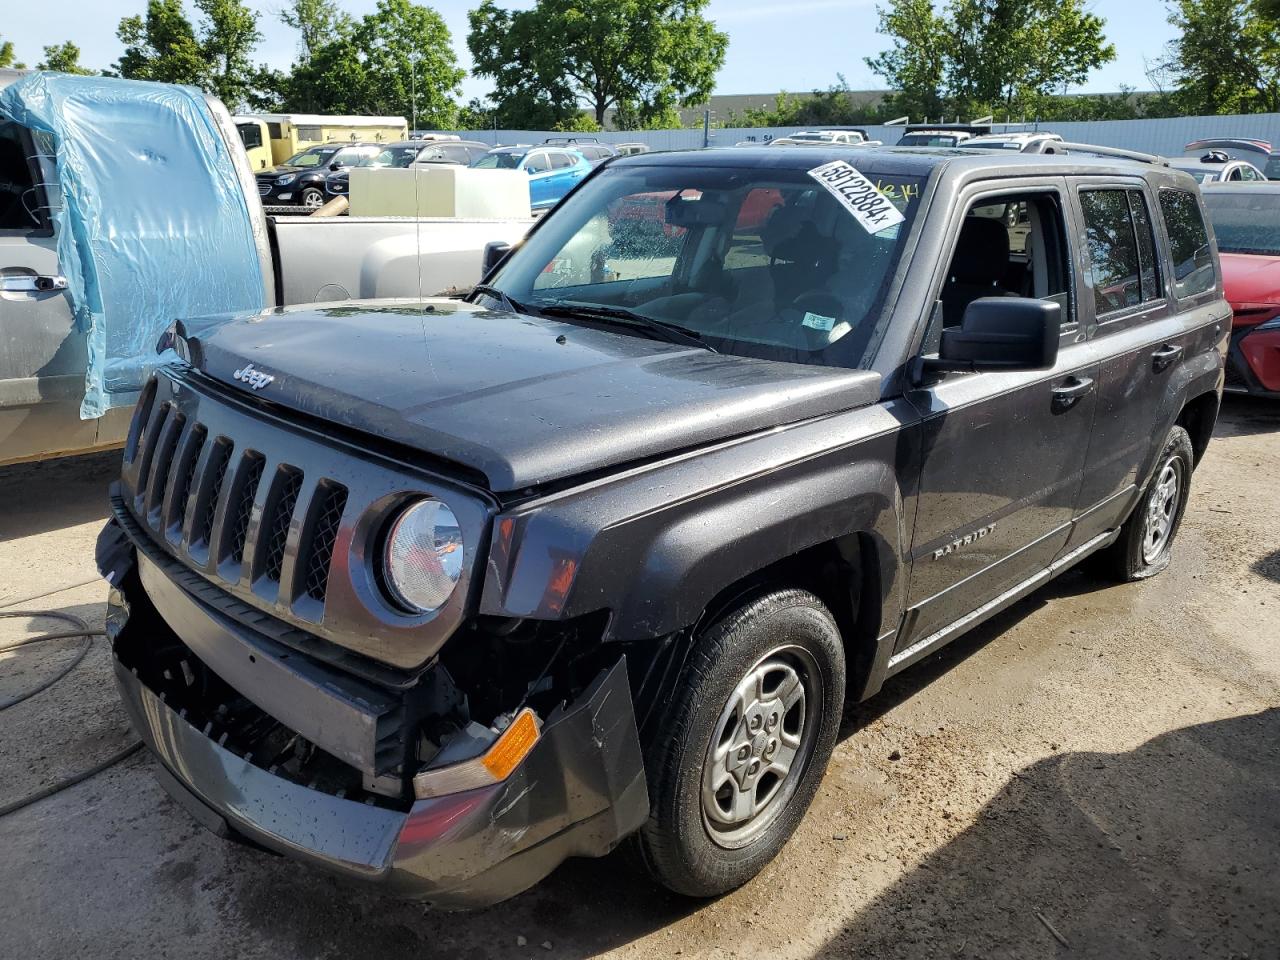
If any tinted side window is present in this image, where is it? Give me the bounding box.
[0,122,45,232]
[1128,190,1161,303]
[1159,189,1216,298]
[1080,189,1141,315]
[550,152,574,170]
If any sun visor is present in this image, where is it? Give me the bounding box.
[0,73,269,417]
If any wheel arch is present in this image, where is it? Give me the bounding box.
[1176,389,1219,465]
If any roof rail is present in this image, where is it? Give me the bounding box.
[1056,141,1168,166]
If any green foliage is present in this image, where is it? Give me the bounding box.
[279,0,352,60]
[0,36,24,70]
[285,0,464,127]
[37,42,96,75]
[115,0,208,86]
[866,0,1115,120]
[1150,0,1280,115]
[196,0,262,109]
[552,112,603,133]
[468,0,728,128]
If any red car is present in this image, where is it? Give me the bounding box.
[1202,183,1280,397]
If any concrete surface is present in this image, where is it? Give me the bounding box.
[0,399,1277,960]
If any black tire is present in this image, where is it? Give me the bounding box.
[1094,424,1195,582]
[300,187,325,208]
[634,588,845,898]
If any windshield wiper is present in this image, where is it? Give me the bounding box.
[534,300,718,353]
[469,284,529,315]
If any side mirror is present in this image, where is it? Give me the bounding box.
[481,241,512,278]
[927,297,1060,373]
[329,162,341,171]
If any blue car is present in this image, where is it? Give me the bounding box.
[471,146,593,210]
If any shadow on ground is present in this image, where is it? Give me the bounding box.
[814,708,1280,960]
[0,450,118,540]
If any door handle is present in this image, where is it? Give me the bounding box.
[1051,376,1094,411]
[1,274,68,292]
[1152,343,1183,372]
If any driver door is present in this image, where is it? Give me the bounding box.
[898,181,1099,654]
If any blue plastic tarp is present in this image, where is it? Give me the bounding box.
[0,73,267,417]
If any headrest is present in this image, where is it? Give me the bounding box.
[762,202,835,264]
[950,216,1009,285]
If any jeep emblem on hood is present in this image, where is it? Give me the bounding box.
[233,363,275,390]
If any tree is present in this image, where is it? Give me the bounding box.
[469,0,729,128]
[37,42,96,75]
[114,0,208,85]
[1150,0,1280,115]
[279,0,352,61]
[947,0,1115,112]
[0,36,24,70]
[196,0,262,109]
[286,0,464,127]
[865,0,949,119]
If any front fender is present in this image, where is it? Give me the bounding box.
[479,399,917,643]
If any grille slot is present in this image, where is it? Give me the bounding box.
[301,484,348,603]
[225,454,266,567]
[166,424,207,538]
[133,402,172,503]
[146,411,185,525]
[124,377,158,464]
[193,439,234,550]
[262,467,304,584]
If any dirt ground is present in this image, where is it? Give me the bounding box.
[0,398,1277,960]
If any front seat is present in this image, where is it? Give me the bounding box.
[941,216,1014,326]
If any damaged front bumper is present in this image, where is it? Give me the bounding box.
[102,518,649,908]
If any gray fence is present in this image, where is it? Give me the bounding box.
[438,112,1280,157]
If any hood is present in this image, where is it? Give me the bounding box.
[178,301,881,491]
[1220,252,1280,326]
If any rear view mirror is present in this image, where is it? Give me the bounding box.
[928,297,1060,373]
[481,241,512,278]
[665,194,727,228]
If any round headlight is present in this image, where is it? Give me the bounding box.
[382,498,464,613]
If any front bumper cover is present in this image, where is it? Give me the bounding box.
[103,519,649,907]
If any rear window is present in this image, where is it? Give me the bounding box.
[1159,190,1216,298]
[1203,189,1280,256]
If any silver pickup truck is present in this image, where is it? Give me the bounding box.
[0,70,531,466]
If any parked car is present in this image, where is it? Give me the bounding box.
[1202,182,1280,397]
[544,137,617,166]
[324,140,490,197]
[615,142,650,156]
[784,129,871,145]
[1168,149,1266,184]
[959,131,1064,153]
[100,144,1227,908]
[257,142,383,208]
[472,145,593,210]
[895,123,990,147]
[0,71,532,466]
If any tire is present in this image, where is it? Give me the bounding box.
[634,588,845,898]
[1094,424,1195,581]
[300,187,325,209]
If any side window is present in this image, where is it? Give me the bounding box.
[1079,189,1142,315]
[1128,190,1162,303]
[0,122,45,234]
[1242,165,1263,181]
[267,122,282,139]
[550,152,573,170]
[933,190,1073,338]
[1159,189,1216,298]
[524,153,547,174]
[1228,167,1243,182]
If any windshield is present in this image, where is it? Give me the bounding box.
[485,162,925,367]
[1169,163,1213,183]
[284,147,338,167]
[372,145,422,168]
[1204,190,1280,255]
[473,151,524,169]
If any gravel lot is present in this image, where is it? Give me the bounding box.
[1,397,1277,960]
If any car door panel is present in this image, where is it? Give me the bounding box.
[902,338,1098,646]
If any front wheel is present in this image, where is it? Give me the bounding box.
[1095,424,1195,581]
[635,588,845,897]
[300,187,325,209]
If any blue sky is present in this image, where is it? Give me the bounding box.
[6,0,1178,102]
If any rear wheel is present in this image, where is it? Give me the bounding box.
[1095,425,1195,581]
[635,588,845,897]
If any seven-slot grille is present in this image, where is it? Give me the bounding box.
[125,382,347,614]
